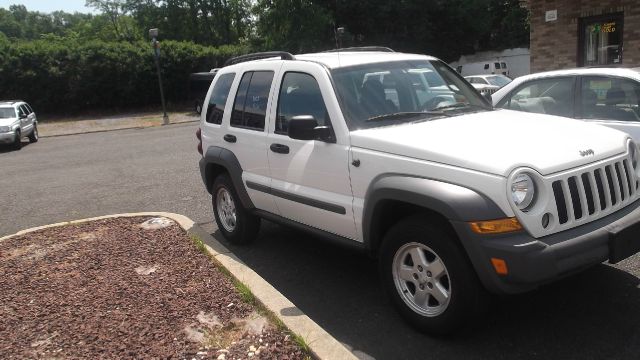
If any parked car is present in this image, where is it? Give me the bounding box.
[189,68,219,114]
[492,67,640,141]
[465,74,512,94]
[0,100,38,150]
[196,49,640,335]
[456,61,509,77]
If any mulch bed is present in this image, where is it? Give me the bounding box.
[0,217,307,359]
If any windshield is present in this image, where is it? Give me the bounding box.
[331,60,491,130]
[486,75,512,87]
[0,107,16,119]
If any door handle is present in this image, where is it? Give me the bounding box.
[223,134,237,143]
[270,143,290,154]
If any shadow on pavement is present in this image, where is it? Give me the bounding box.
[212,221,640,360]
[0,140,33,154]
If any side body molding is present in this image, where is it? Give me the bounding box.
[199,146,255,209]
[362,175,507,250]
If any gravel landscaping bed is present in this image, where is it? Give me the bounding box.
[0,217,308,359]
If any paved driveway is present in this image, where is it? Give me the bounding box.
[2,123,639,359]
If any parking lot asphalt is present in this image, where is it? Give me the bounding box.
[2,122,639,359]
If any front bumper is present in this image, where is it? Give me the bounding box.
[0,131,16,144]
[453,199,640,294]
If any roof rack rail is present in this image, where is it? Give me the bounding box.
[0,99,24,104]
[223,51,295,67]
[323,46,395,53]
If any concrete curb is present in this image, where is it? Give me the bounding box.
[0,212,357,360]
[39,119,199,138]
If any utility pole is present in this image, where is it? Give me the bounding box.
[149,28,169,125]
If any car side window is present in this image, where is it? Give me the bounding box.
[580,76,640,122]
[483,64,489,70]
[276,72,331,135]
[500,77,575,118]
[231,71,274,131]
[206,73,235,124]
[18,105,28,117]
[24,104,33,114]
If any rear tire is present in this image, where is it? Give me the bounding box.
[28,123,38,143]
[379,214,488,335]
[212,174,260,244]
[12,130,22,150]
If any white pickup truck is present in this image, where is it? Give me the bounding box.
[197,48,640,334]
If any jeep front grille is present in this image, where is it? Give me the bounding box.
[551,159,637,225]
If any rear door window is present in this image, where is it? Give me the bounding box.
[206,73,235,124]
[231,71,275,131]
[580,76,640,122]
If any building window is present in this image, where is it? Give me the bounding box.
[579,13,623,67]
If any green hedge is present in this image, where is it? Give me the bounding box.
[0,37,247,115]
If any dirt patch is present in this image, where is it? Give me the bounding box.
[0,217,307,359]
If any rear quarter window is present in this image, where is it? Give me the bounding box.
[206,73,235,124]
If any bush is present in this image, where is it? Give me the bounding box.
[0,38,248,115]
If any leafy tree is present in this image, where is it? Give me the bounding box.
[252,0,334,52]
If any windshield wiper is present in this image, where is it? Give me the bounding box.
[431,103,488,112]
[366,111,449,122]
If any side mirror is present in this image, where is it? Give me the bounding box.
[19,113,27,119]
[288,115,334,142]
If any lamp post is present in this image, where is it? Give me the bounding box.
[149,28,169,125]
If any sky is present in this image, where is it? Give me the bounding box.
[0,0,96,13]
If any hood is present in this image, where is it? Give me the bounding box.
[350,109,630,176]
[0,118,17,127]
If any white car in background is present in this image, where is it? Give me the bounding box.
[492,67,640,141]
[0,100,38,150]
[465,74,512,96]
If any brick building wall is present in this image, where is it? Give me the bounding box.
[529,0,640,72]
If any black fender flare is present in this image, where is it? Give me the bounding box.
[362,175,506,251]
[199,146,254,209]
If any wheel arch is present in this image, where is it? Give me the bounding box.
[199,146,255,209]
[363,175,506,255]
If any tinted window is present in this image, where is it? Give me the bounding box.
[18,105,28,116]
[494,63,500,69]
[484,64,489,70]
[580,76,640,122]
[500,77,575,118]
[206,73,235,124]
[500,62,507,69]
[231,71,274,130]
[24,103,33,113]
[276,72,330,135]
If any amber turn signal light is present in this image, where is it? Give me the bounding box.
[491,258,508,275]
[469,217,522,234]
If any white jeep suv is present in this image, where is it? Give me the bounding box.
[197,49,640,334]
[0,100,38,150]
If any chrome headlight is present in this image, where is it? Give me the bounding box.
[0,126,10,133]
[511,173,536,211]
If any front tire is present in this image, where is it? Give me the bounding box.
[28,123,38,143]
[12,130,22,150]
[380,215,488,335]
[212,174,260,244]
